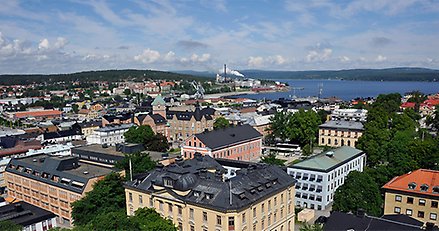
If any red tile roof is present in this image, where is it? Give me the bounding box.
[400,102,416,108]
[13,110,62,119]
[382,169,439,197]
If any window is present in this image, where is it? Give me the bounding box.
[189,208,194,219]
[164,178,173,187]
[418,211,425,218]
[406,209,413,216]
[274,197,277,206]
[394,207,401,213]
[228,216,235,229]
[203,211,208,222]
[419,199,426,206]
[149,198,153,207]
[159,201,163,211]
[178,206,182,216]
[168,203,173,213]
[129,192,133,202]
[139,195,143,205]
[432,201,438,208]
[431,213,437,220]
[190,225,195,231]
[217,215,222,226]
[407,197,414,204]
[268,200,271,210]
[242,212,246,224]
[262,203,265,213]
[253,207,256,217]
[261,219,265,229]
[395,195,402,202]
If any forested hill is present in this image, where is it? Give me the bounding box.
[0,69,209,85]
[240,68,439,81]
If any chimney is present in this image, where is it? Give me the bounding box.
[14,203,24,212]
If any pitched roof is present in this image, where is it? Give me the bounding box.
[324,211,423,231]
[382,169,439,197]
[151,95,166,106]
[290,146,364,172]
[195,124,262,150]
[124,154,295,212]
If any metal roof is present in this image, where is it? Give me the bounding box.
[194,124,262,150]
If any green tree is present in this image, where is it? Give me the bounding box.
[0,220,22,231]
[131,208,177,231]
[71,173,126,226]
[116,152,156,176]
[426,108,439,131]
[333,171,383,217]
[286,109,321,147]
[300,223,323,231]
[123,88,131,96]
[146,134,169,152]
[72,104,79,114]
[124,125,155,144]
[83,210,137,231]
[213,117,230,129]
[260,153,287,166]
[269,111,290,142]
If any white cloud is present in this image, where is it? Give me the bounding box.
[339,56,350,62]
[134,48,161,64]
[306,48,332,62]
[54,37,68,49]
[267,55,286,65]
[190,53,210,62]
[375,55,387,62]
[38,38,50,50]
[248,56,264,67]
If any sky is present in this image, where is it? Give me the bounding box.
[1,0,439,74]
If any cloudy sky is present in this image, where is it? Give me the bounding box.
[1,0,439,74]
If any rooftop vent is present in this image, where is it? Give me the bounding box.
[83,171,89,175]
[32,159,37,162]
[326,151,334,157]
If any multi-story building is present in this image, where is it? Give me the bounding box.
[102,113,133,127]
[78,120,101,138]
[318,120,364,148]
[181,124,263,161]
[3,110,62,121]
[5,154,118,225]
[383,169,439,225]
[0,201,58,231]
[329,109,368,122]
[124,154,296,231]
[287,146,366,210]
[71,143,144,167]
[86,123,133,146]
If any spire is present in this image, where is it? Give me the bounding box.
[151,95,166,106]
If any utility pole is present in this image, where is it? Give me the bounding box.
[129,157,133,181]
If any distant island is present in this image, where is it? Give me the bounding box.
[177,67,439,82]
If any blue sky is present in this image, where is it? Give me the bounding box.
[1,0,439,74]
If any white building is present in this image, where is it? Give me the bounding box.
[26,143,73,157]
[330,109,368,122]
[287,146,366,210]
[86,123,133,146]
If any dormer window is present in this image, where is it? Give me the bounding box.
[408,182,417,190]
[194,191,200,197]
[239,193,246,199]
[433,186,439,194]
[420,184,429,192]
[206,193,213,200]
[250,188,256,194]
[164,178,174,187]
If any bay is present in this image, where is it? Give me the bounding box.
[235,79,439,101]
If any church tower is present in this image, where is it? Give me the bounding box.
[152,95,166,118]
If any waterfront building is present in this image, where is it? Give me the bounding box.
[287,146,366,210]
[382,169,439,225]
[181,124,262,161]
[124,154,296,231]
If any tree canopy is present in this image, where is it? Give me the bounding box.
[260,153,287,166]
[332,171,383,217]
[0,220,22,231]
[115,152,157,177]
[124,125,169,152]
[213,117,231,129]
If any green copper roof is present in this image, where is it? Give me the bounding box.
[290,146,364,172]
[152,95,166,106]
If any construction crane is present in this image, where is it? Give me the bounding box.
[191,81,205,99]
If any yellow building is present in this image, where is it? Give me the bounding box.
[124,154,296,231]
[318,120,363,148]
[383,169,439,225]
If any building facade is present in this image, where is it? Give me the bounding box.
[86,123,133,146]
[124,154,296,231]
[329,109,367,122]
[287,146,366,210]
[383,169,439,225]
[5,155,116,225]
[181,124,263,162]
[318,120,364,148]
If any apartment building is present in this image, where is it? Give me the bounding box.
[383,169,439,225]
[86,123,133,146]
[181,124,263,161]
[5,155,117,225]
[124,154,296,231]
[329,109,368,122]
[287,146,366,210]
[318,120,364,148]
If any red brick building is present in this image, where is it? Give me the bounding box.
[181,124,262,162]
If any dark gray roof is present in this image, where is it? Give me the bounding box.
[79,120,101,128]
[124,154,295,212]
[319,120,364,131]
[43,128,81,140]
[6,154,115,194]
[166,107,214,121]
[103,113,133,123]
[195,124,262,150]
[0,202,56,227]
[324,211,424,231]
[150,114,167,124]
